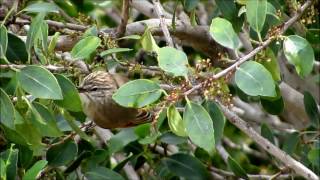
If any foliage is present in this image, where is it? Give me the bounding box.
[0,0,319,179]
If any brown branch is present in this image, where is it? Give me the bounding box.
[152,0,174,47]
[218,102,319,180]
[116,0,130,38]
[16,16,87,31]
[184,0,313,96]
[0,64,67,72]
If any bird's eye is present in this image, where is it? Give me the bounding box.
[91,87,98,91]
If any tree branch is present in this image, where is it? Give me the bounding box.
[152,0,174,47]
[218,102,319,180]
[184,0,314,96]
[116,0,130,38]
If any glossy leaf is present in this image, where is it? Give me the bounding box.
[32,102,63,137]
[0,25,8,59]
[261,123,275,144]
[46,139,78,167]
[260,48,281,81]
[54,74,82,112]
[184,100,215,153]
[0,145,19,180]
[167,105,187,137]
[141,28,159,53]
[159,132,187,145]
[100,48,132,57]
[85,166,125,180]
[282,132,299,155]
[161,153,211,179]
[108,128,138,154]
[227,156,248,179]
[0,88,15,129]
[246,0,267,33]
[209,17,241,50]
[112,79,163,108]
[22,2,59,13]
[18,66,63,99]
[71,36,101,60]
[48,32,60,55]
[6,33,28,63]
[23,160,48,180]
[158,47,189,77]
[235,61,276,97]
[283,35,315,77]
[117,34,141,40]
[303,91,320,127]
[203,100,226,144]
[260,85,284,115]
[26,13,45,58]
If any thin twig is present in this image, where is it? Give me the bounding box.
[152,0,174,47]
[218,101,319,180]
[116,0,130,38]
[0,64,67,72]
[184,0,313,96]
[16,16,87,31]
[210,167,292,180]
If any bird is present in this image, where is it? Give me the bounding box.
[78,71,151,129]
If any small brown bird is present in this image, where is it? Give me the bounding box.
[78,71,151,129]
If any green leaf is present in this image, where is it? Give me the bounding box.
[260,85,284,115]
[83,25,98,38]
[54,74,82,112]
[158,47,189,77]
[46,139,78,167]
[108,128,138,154]
[71,36,101,60]
[141,28,159,53]
[308,148,320,167]
[6,33,28,63]
[303,91,320,128]
[48,32,60,55]
[215,0,243,32]
[18,65,63,99]
[39,21,49,55]
[161,153,211,179]
[85,166,125,180]
[100,48,132,57]
[235,61,276,97]
[282,132,299,155]
[112,79,163,108]
[283,35,315,77]
[227,156,248,179]
[117,34,141,40]
[261,123,275,144]
[159,132,187,145]
[183,0,199,12]
[23,160,47,180]
[260,48,281,81]
[0,88,15,129]
[209,17,241,50]
[32,102,63,137]
[167,105,187,137]
[22,2,59,13]
[26,13,45,59]
[0,145,19,180]
[203,100,226,144]
[0,25,8,59]
[184,100,215,153]
[246,0,267,33]
[2,125,29,146]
